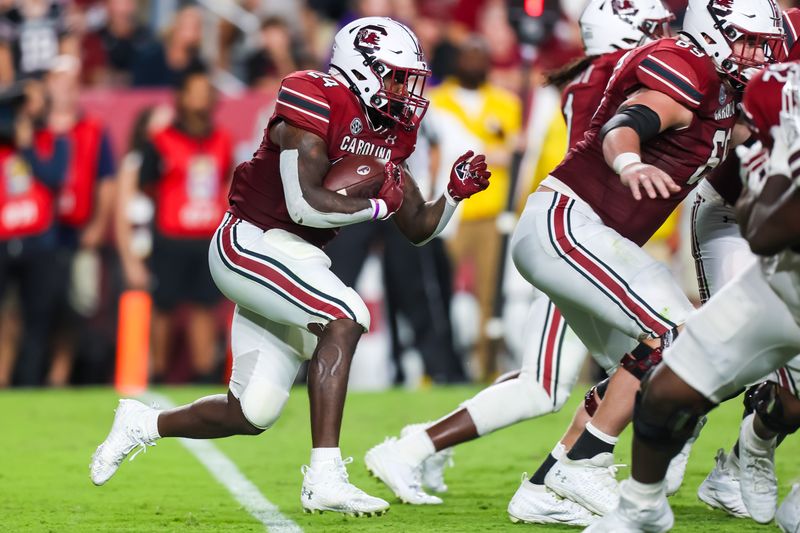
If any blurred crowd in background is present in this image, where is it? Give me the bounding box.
[2,0,789,389]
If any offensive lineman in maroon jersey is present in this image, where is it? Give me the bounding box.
[509,0,783,518]
[89,17,490,516]
[363,0,676,524]
[589,60,800,532]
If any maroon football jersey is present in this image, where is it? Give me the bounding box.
[551,38,738,246]
[228,70,418,247]
[706,8,800,205]
[562,49,627,149]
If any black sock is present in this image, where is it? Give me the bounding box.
[567,429,614,460]
[529,453,558,485]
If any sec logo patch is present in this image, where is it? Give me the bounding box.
[356,165,371,175]
[350,118,363,135]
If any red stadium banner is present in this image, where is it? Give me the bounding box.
[79,89,276,163]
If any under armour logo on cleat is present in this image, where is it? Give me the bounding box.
[302,487,314,500]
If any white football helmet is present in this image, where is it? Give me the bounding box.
[580,0,674,56]
[330,17,430,130]
[682,0,784,85]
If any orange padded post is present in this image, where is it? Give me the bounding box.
[115,290,151,395]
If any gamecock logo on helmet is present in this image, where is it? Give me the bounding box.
[354,25,387,52]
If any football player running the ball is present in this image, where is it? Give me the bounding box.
[89,17,489,517]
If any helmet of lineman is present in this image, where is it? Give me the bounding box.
[580,0,674,56]
[330,17,430,130]
[682,0,783,85]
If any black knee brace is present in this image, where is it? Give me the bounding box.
[632,376,701,454]
[621,344,663,380]
[621,328,679,381]
[749,381,800,434]
[584,377,610,417]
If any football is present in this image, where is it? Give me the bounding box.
[323,155,387,198]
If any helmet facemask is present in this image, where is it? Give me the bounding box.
[638,15,674,42]
[368,60,430,130]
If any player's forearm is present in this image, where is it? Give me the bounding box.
[407,192,457,246]
[602,127,641,172]
[745,177,800,255]
[287,185,381,229]
[281,150,382,228]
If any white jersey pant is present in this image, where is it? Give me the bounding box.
[462,293,591,435]
[511,190,692,371]
[691,181,799,397]
[208,213,370,428]
[690,180,758,304]
[665,261,800,403]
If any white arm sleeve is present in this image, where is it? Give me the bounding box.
[414,190,459,247]
[279,150,386,228]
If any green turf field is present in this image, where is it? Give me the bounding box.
[1,385,798,532]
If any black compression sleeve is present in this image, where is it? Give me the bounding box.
[599,104,661,144]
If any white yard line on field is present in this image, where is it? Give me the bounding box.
[141,392,303,533]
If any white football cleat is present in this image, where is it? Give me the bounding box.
[301,457,389,516]
[738,413,778,523]
[364,438,442,505]
[665,416,706,496]
[400,422,454,493]
[777,484,800,533]
[90,399,158,485]
[697,448,749,518]
[507,474,597,526]
[545,452,621,515]
[584,480,673,533]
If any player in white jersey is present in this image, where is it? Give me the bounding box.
[588,62,800,533]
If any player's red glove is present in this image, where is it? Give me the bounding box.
[447,150,491,201]
[373,160,405,219]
